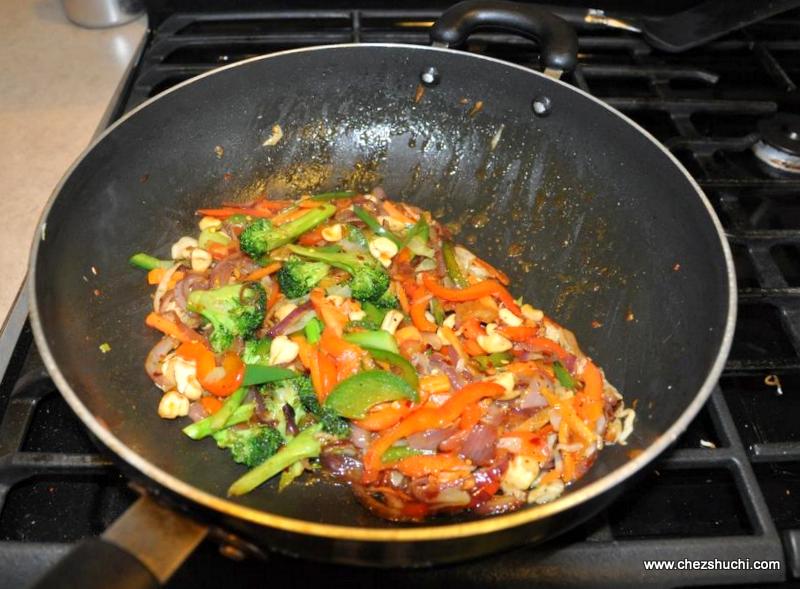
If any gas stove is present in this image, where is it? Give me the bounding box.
[2,4,800,588]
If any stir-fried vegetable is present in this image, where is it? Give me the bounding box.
[136,188,634,521]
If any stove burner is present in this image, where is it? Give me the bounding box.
[752,113,800,174]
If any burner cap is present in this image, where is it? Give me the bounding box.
[752,113,800,174]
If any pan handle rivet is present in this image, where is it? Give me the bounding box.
[420,66,440,87]
[532,96,552,117]
[219,544,247,561]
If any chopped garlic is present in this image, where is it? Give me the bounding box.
[499,307,523,327]
[172,357,202,401]
[274,302,297,322]
[501,455,540,496]
[321,223,343,242]
[198,216,222,231]
[477,332,513,353]
[528,480,565,505]
[490,371,517,400]
[368,237,399,268]
[158,391,190,419]
[381,309,404,334]
[349,310,366,321]
[521,304,544,322]
[262,124,283,146]
[377,215,409,233]
[171,236,198,260]
[269,335,299,365]
[190,248,212,272]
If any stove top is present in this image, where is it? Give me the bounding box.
[2,6,800,588]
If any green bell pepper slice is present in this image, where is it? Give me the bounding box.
[442,241,467,288]
[242,365,296,387]
[129,253,172,271]
[553,361,576,389]
[353,206,402,247]
[324,371,418,419]
[343,329,399,355]
[364,348,419,391]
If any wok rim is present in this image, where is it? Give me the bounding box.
[28,43,737,543]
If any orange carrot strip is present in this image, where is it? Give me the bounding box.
[394,454,472,478]
[395,325,421,347]
[382,201,416,225]
[353,401,413,432]
[462,338,485,357]
[419,374,451,396]
[562,452,577,483]
[362,381,504,482]
[539,467,563,485]
[267,282,281,310]
[541,388,596,444]
[298,225,326,246]
[147,269,185,287]
[145,312,201,344]
[242,262,281,282]
[200,396,223,415]
[395,281,411,314]
[270,207,310,226]
[196,207,275,219]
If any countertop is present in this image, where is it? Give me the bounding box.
[0,0,146,328]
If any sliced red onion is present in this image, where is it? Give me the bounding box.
[283,404,298,436]
[429,354,464,390]
[174,274,208,310]
[144,336,179,388]
[432,487,471,507]
[473,494,522,516]
[266,301,314,337]
[481,403,507,427]
[371,186,388,201]
[209,253,259,286]
[409,476,440,502]
[349,424,372,449]
[520,385,547,410]
[409,352,431,375]
[459,424,497,466]
[320,451,363,481]
[187,401,209,423]
[153,263,182,312]
[562,354,577,372]
[407,427,457,451]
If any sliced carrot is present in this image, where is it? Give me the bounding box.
[267,282,281,311]
[561,451,577,483]
[298,199,325,209]
[354,401,413,431]
[394,453,472,478]
[541,388,596,444]
[200,396,223,415]
[271,207,311,226]
[196,207,275,219]
[382,201,416,226]
[395,325,421,347]
[505,361,543,377]
[395,281,411,314]
[394,247,413,266]
[575,359,604,424]
[539,467,563,485]
[145,312,201,344]
[242,262,281,282]
[147,269,185,287]
[419,374,451,396]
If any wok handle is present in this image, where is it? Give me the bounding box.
[430,0,578,75]
[28,496,208,589]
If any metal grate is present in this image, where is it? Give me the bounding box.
[3,8,800,588]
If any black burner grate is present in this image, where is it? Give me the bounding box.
[3,7,800,588]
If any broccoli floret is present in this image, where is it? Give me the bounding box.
[373,288,398,309]
[242,336,271,365]
[239,204,336,259]
[213,424,283,467]
[260,376,310,437]
[187,283,266,353]
[228,423,323,496]
[286,244,390,303]
[276,256,331,299]
[297,379,350,438]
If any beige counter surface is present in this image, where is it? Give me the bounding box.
[0,0,146,328]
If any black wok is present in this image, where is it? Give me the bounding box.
[28,2,735,587]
